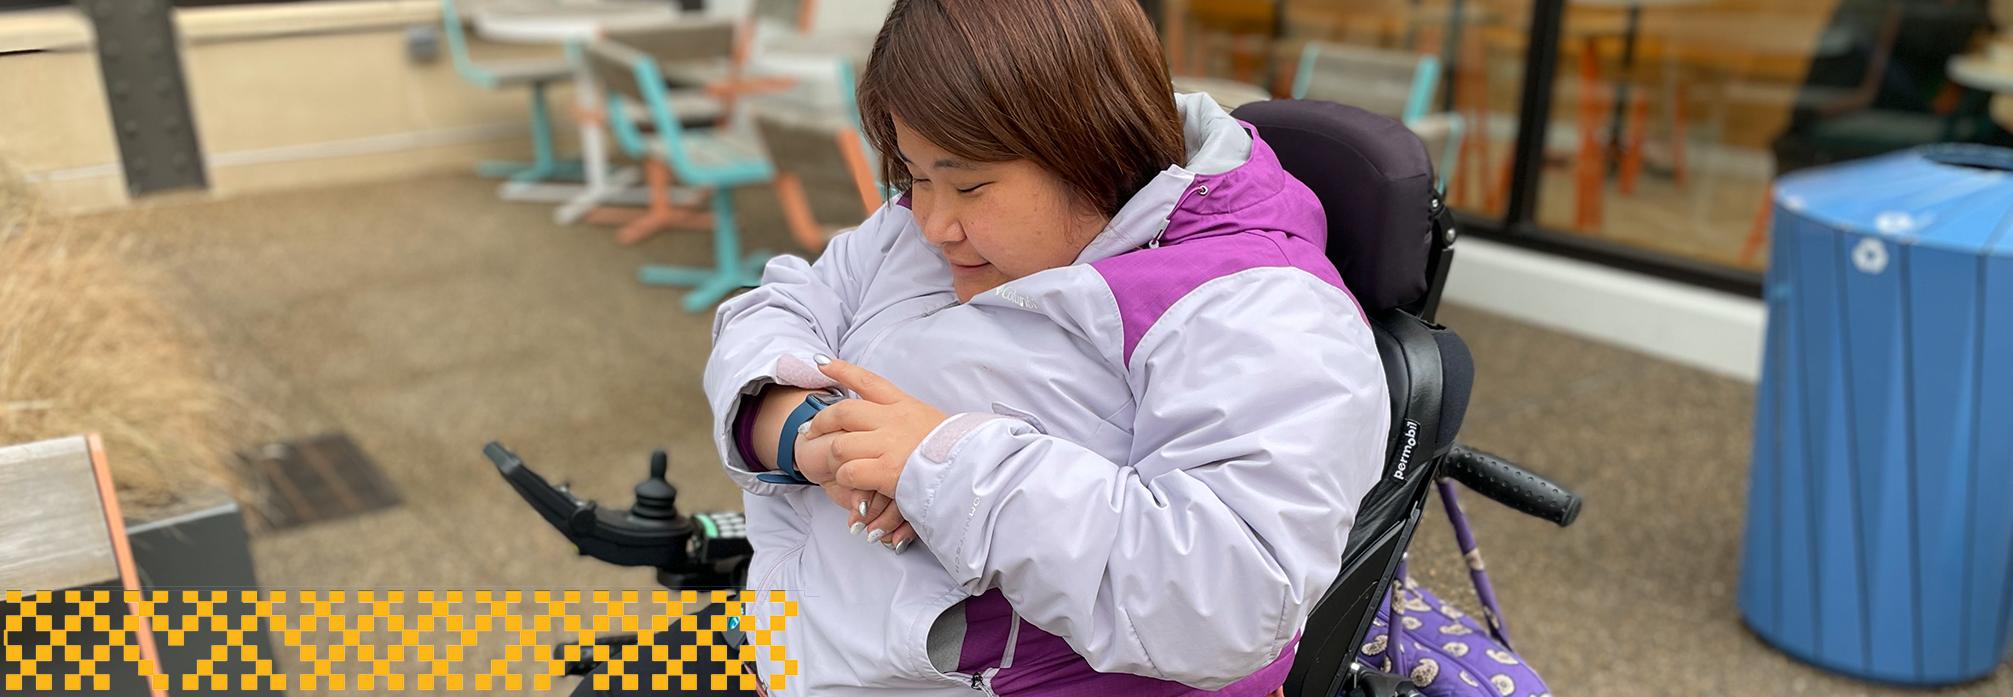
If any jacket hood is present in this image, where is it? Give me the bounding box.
[1072,92,1329,265]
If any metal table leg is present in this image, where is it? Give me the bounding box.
[1605,5,1641,177]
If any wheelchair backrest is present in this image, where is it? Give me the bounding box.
[1230,100,1473,697]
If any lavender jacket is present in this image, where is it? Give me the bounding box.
[703,94,1388,696]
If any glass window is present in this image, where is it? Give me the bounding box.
[1154,0,2008,283]
[1538,0,2001,272]
[1157,0,1531,219]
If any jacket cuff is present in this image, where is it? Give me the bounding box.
[732,397,767,472]
[717,354,842,494]
[895,409,1041,587]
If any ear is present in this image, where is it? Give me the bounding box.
[1068,192,1113,247]
[1048,176,1108,242]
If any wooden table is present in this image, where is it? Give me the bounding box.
[473,0,683,223]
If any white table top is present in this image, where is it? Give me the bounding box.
[472,0,682,43]
[1950,54,2013,94]
[759,32,875,65]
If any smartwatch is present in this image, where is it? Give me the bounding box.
[757,390,843,485]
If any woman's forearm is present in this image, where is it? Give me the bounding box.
[747,385,817,470]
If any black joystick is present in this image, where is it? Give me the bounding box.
[486,442,751,588]
[488,441,757,678]
[629,450,681,522]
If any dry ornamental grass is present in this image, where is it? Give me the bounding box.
[0,167,258,515]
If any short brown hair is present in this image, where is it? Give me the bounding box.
[856,0,1184,217]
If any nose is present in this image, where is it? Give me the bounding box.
[916,195,964,247]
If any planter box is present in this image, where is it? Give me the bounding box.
[0,435,276,696]
[121,487,281,697]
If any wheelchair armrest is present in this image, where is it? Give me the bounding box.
[1444,445,1581,527]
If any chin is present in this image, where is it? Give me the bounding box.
[953,281,995,303]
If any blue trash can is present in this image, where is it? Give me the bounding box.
[1740,144,2013,686]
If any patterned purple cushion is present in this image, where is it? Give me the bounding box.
[1361,578,1551,697]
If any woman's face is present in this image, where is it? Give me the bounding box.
[894,117,1109,302]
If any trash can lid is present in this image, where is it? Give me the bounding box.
[1776,144,2013,257]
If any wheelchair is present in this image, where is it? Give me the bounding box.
[484,99,1583,697]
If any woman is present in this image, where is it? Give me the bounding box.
[704,0,1388,694]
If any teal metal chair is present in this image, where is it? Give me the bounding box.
[582,37,777,312]
[439,0,578,183]
[751,60,886,252]
[1293,41,1463,193]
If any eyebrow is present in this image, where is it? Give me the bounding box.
[898,153,982,171]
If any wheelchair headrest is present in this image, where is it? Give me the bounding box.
[1230,100,1435,313]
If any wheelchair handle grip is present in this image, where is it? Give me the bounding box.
[1444,445,1580,527]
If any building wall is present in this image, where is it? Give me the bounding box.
[0,1,572,214]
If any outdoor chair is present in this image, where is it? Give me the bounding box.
[439,0,577,184]
[749,61,883,253]
[582,30,780,312]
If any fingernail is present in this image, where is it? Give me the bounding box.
[813,354,833,366]
[865,529,885,544]
[857,501,868,517]
[849,522,864,536]
[797,422,811,435]
[894,539,911,554]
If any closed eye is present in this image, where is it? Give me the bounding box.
[956,182,991,195]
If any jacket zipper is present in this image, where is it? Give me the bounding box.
[965,613,1021,695]
[1147,180,1207,250]
[741,545,802,694]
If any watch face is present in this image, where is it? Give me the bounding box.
[810,391,845,408]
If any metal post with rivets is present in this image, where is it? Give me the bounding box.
[76,0,208,197]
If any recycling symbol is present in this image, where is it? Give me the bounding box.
[1852,237,1889,275]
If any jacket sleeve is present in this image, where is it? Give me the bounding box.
[704,204,904,496]
[894,269,1390,688]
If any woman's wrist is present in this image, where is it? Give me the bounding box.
[749,385,818,470]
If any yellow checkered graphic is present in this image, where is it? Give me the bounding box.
[0,589,795,692]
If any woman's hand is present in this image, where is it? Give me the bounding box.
[805,355,947,499]
[816,484,917,553]
[791,425,840,483]
[764,393,917,550]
